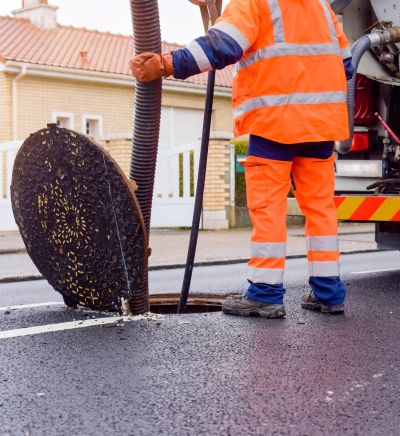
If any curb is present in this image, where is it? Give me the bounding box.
[0,230,376,256]
[0,249,27,255]
[0,248,385,285]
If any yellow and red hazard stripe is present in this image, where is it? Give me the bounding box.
[334,196,400,222]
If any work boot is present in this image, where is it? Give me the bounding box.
[222,297,286,318]
[301,292,344,314]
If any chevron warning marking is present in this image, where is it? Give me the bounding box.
[334,196,400,222]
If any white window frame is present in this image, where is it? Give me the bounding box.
[82,114,103,139]
[52,112,74,129]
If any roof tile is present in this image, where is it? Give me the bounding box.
[0,15,233,89]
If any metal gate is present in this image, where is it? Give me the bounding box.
[0,141,22,231]
[151,141,200,228]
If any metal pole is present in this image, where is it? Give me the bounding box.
[178,0,221,314]
[177,70,216,313]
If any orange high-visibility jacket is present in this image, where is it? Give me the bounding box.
[173,0,351,144]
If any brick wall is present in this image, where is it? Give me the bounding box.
[103,138,132,176]
[15,75,135,141]
[0,73,13,142]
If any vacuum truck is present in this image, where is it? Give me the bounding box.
[331,0,400,250]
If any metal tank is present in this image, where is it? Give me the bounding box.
[339,0,400,85]
[370,1,400,28]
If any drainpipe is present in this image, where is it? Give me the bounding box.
[12,64,27,141]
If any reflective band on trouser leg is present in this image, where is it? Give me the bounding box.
[306,235,340,276]
[248,256,286,284]
[245,156,291,302]
[291,155,339,268]
[292,155,346,305]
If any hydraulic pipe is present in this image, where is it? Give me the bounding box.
[129,0,162,314]
[336,28,400,155]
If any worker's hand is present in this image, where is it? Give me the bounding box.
[129,52,174,83]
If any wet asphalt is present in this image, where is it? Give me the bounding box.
[1,251,400,435]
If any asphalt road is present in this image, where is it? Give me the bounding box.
[1,251,400,435]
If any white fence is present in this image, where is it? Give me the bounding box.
[0,139,200,231]
[0,141,22,231]
[151,142,200,228]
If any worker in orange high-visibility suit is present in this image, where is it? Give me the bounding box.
[130,0,354,317]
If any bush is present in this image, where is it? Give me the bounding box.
[231,138,249,207]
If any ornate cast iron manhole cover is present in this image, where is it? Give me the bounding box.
[11,125,147,312]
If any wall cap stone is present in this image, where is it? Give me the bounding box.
[210,131,234,140]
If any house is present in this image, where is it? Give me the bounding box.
[0,0,235,231]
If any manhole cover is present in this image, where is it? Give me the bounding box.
[11,125,147,312]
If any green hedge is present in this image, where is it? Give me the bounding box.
[231,137,294,208]
[231,138,249,207]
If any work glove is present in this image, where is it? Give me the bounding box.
[130,52,174,83]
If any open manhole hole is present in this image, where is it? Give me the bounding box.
[147,294,224,314]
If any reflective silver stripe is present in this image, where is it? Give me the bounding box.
[319,0,340,51]
[267,0,285,43]
[234,0,341,76]
[234,91,347,118]
[340,46,351,59]
[250,241,286,259]
[232,63,239,78]
[211,21,250,52]
[186,40,212,73]
[248,267,284,284]
[238,42,338,71]
[308,261,339,277]
[306,236,339,252]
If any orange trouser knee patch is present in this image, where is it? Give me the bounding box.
[245,156,292,242]
[291,155,338,236]
[307,251,340,262]
[248,257,286,269]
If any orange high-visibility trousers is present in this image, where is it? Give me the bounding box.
[245,143,346,306]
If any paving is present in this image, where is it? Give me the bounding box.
[1,251,400,435]
[0,223,377,282]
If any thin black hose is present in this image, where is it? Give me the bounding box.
[129,0,162,314]
[177,70,216,314]
[336,35,372,154]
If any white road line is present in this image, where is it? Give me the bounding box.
[351,268,399,275]
[0,302,63,311]
[0,314,161,340]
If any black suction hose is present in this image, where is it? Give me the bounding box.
[129,0,162,314]
[177,70,216,314]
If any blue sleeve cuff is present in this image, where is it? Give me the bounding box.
[343,57,355,80]
[171,49,201,80]
[171,28,244,80]
[196,28,243,70]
